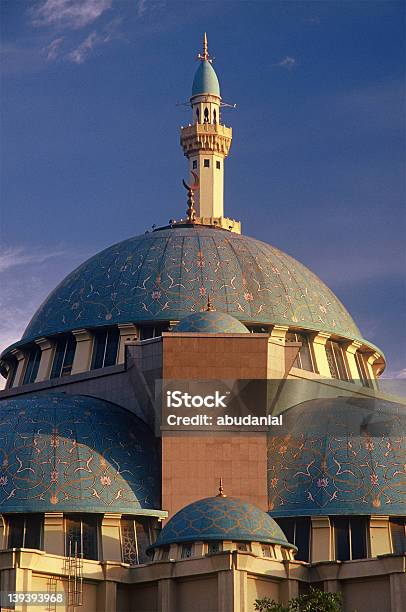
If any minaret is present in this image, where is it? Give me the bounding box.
[180,34,234,225]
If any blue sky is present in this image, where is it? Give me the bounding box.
[0,0,405,377]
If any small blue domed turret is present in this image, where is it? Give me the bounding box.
[192,61,220,97]
[191,33,220,97]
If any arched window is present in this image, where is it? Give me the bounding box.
[7,514,43,550]
[390,518,406,554]
[286,332,314,372]
[275,517,310,561]
[355,351,373,388]
[196,107,200,122]
[65,514,98,560]
[50,334,76,378]
[204,107,209,123]
[213,108,217,124]
[120,517,152,565]
[325,341,350,380]
[91,327,119,370]
[331,516,367,560]
[23,345,42,385]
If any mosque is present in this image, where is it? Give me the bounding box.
[0,35,405,612]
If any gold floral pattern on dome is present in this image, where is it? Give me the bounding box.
[0,393,161,514]
[268,397,406,516]
[19,227,362,345]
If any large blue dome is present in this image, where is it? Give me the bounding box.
[14,226,365,348]
[149,495,294,549]
[268,396,406,517]
[0,393,163,514]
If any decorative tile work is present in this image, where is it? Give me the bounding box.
[0,393,161,513]
[268,397,406,516]
[174,311,249,334]
[150,495,293,549]
[18,227,362,347]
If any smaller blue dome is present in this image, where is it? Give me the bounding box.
[150,495,294,550]
[192,61,220,97]
[174,311,249,334]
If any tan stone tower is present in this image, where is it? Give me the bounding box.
[180,34,235,227]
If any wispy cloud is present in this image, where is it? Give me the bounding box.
[277,56,297,70]
[31,0,112,31]
[137,0,147,18]
[43,36,65,61]
[67,17,123,63]
[0,246,67,273]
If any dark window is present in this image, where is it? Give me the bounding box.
[261,544,272,557]
[390,518,406,554]
[204,159,210,168]
[139,324,169,341]
[120,517,152,565]
[331,516,367,561]
[23,346,42,385]
[181,543,193,558]
[236,542,249,551]
[6,359,17,388]
[325,341,349,381]
[275,517,310,562]
[207,542,219,554]
[204,107,209,123]
[192,160,197,169]
[216,160,221,170]
[51,334,76,379]
[7,514,43,550]
[355,351,373,388]
[286,332,314,372]
[91,328,119,370]
[196,108,200,122]
[65,515,98,560]
[213,109,217,124]
[161,546,169,560]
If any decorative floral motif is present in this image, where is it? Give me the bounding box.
[0,393,161,514]
[268,397,406,516]
[17,227,362,347]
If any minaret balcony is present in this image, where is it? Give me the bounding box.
[180,123,232,155]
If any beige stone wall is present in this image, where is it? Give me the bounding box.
[176,575,218,612]
[342,577,391,612]
[247,576,279,609]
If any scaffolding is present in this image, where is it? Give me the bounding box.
[46,576,58,612]
[65,539,83,608]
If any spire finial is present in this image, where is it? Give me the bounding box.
[197,32,211,62]
[217,477,227,497]
[206,294,215,312]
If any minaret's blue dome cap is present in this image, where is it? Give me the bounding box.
[149,495,295,550]
[192,60,220,97]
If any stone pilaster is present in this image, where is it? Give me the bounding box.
[71,329,93,375]
[117,324,138,364]
[342,340,363,383]
[310,332,331,377]
[10,349,27,388]
[101,514,122,562]
[35,337,55,382]
[370,515,391,557]
[43,513,65,556]
[311,516,331,562]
